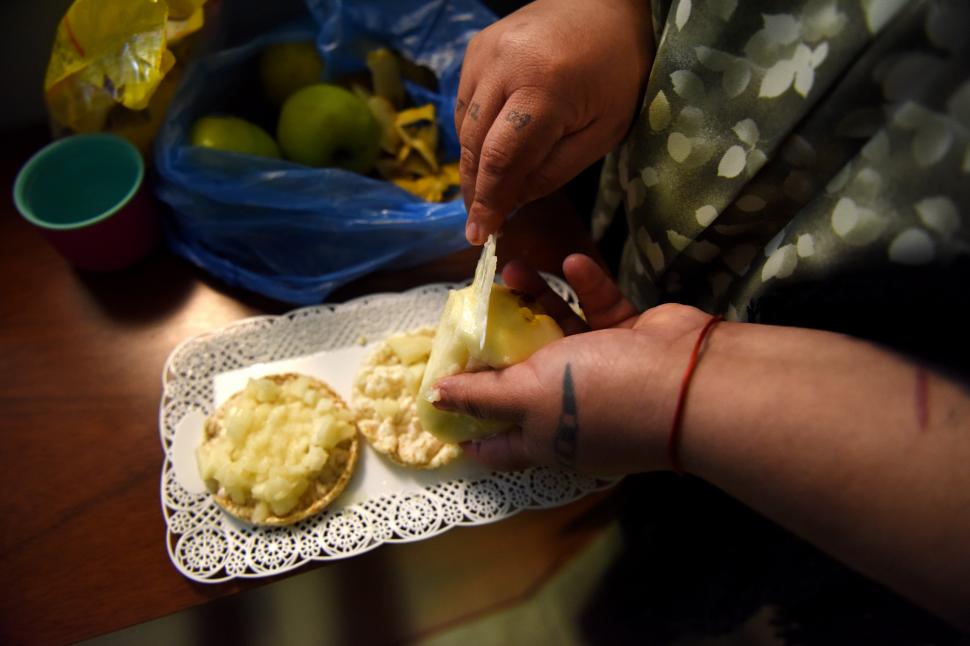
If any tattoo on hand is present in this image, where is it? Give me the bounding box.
[456,98,467,113]
[553,363,579,468]
[506,110,532,130]
[469,102,480,120]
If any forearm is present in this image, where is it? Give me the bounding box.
[675,322,970,628]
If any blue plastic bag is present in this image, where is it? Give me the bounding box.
[154,0,495,304]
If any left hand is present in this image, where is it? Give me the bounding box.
[432,255,711,474]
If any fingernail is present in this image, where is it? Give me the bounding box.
[466,221,481,245]
[429,384,453,410]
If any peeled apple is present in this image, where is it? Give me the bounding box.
[416,238,564,444]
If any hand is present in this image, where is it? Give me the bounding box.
[456,0,653,244]
[432,254,711,474]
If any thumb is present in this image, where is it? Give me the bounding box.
[434,362,549,472]
[433,362,541,424]
[461,428,538,471]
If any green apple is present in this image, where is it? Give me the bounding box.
[260,41,325,106]
[276,83,381,173]
[189,115,281,158]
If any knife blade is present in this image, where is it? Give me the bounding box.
[469,234,497,352]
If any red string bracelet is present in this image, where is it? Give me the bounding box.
[667,314,724,475]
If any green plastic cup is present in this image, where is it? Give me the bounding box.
[13,134,159,271]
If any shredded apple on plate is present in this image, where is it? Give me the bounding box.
[196,373,359,526]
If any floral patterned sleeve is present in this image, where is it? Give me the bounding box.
[595,0,969,356]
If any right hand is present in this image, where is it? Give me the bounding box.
[456,0,654,244]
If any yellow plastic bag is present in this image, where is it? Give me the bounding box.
[44,0,206,153]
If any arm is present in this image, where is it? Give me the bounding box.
[434,256,970,629]
[678,321,970,630]
[456,0,654,244]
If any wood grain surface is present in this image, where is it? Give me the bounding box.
[0,131,616,645]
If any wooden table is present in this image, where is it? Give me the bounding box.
[0,130,617,645]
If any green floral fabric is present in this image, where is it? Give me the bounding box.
[595,0,970,323]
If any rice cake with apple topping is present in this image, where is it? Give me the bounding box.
[352,328,461,469]
[196,373,359,526]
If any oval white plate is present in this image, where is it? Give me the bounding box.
[159,277,617,582]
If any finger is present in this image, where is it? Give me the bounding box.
[466,92,564,243]
[454,52,478,138]
[455,95,471,138]
[563,254,638,329]
[458,82,505,235]
[519,119,625,206]
[461,428,538,471]
[432,361,541,424]
[502,260,589,336]
[454,26,489,129]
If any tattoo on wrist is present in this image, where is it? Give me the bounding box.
[553,363,579,468]
[506,110,532,130]
[469,102,480,120]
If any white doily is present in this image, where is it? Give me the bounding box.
[159,277,618,583]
